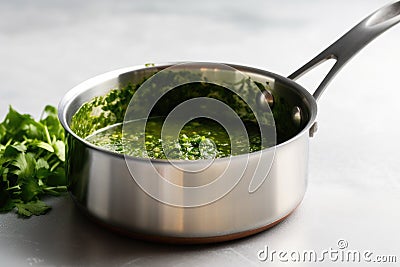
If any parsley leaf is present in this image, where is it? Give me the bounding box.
[15,200,51,217]
[0,106,66,217]
[13,153,36,180]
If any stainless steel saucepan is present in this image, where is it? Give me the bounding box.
[58,2,400,243]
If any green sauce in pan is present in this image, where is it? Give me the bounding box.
[71,72,299,160]
[85,117,265,160]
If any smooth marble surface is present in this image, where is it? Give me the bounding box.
[1,0,400,266]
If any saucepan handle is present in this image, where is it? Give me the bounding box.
[288,1,400,101]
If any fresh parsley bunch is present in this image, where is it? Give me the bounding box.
[0,105,67,217]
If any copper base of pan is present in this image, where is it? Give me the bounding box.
[80,206,295,244]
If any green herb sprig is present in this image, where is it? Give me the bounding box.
[0,105,66,217]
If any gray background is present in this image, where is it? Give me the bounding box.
[1,0,400,266]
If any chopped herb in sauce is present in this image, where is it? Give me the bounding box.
[86,117,265,160]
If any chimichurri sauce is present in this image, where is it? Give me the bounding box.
[72,75,298,159]
[85,117,265,160]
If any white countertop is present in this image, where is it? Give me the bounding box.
[1,0,400,266]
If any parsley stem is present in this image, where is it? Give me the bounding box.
[44,153,52,161]
[5,138,12,146]
[44,186,67,191]
[50,161,60,172]
[44,125,51,144]
[6,185,21,191]
[36,149,43,158]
